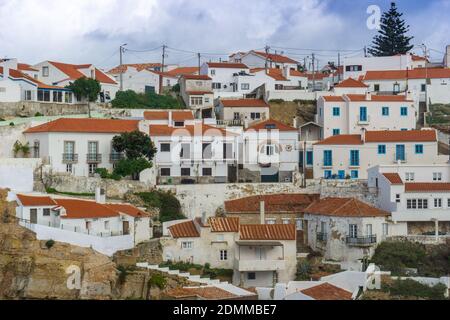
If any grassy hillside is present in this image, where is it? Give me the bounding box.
[269,100,317,126]
[427,104,450,125]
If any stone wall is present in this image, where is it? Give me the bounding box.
[0,101,89,117]
[0,122,30,158]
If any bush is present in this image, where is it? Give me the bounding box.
[111,90,181,109]
[45,239,55,249]
[113,158,152,180]
[9,122,14,126]
[159,260,203,272]
[137,191,185,222]
[45,187,95,197]
[171,83,180,93]
[148,274,167,289]
[34,112,44,117]
[95,168,122,181]
[296,260,312,280]
[383,279,447,300]
[269,99,285,103]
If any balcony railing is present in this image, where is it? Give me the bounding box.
[62,153,78,164]
[109,153,124,163]
[86,153,102,163]
[316,232,327,242]
[346,235,377,246]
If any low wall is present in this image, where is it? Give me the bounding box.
[266,90,330,102]
[20,221,134,256]
[0,101,89,117]
[0,158,42,192]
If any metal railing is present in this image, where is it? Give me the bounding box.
[346,235,377,246]
[109,153,124,163]
[62,153,78,163]
[86,153,102,163]
[316,232,327,242]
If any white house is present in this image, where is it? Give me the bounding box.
[242,119,299,183]
[316,93,417,139]
[304,197,390,266]
[230,50,299,70]
[155,66,199,89]
[107,63,161,94]
[33,61,119,102]
[215,98,270,127]
[312,129,440,180]
[179,74,214,119]
[368,163,450,243]
[343,54,414,80]
[200,62,250,97]
[14,192,152,255]
[23,118,139,177]
[162,216,297,288]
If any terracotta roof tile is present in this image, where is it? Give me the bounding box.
[165,67,199,77]
[365,130,437,143]
[48,61,117,84]
[24,118,139,133]
[208,217,239,232]
[94,68,117,84]
[16,194,56,206]
[220,99,269,108]
[225,193,319,214]
[207,62,248,69]
[168,220,200,238]
[322,96,345,102]
[249,68,289,81]
[304,197,389,217]
[404,183,450,192]
[239,224,296,241]
[104,203,149,218]
[17,63,38,72]
[334,78,368,88]
[315,134,363,145]
[364,68,450,81]
[290,69,307,77]
[345,94,412,102]
[382,173,403,185]
[246,119,297,132]
[301,283,352,300]
[54,199,119,219]
[252,51,298,64]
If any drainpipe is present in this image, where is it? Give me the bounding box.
[260,200,265,224]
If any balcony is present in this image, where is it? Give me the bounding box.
[86,153,102,163]
[346,235,377,247]
[109,153,124,163]
[234,258,286,272]
[316,232,327,242]
[216,119,244,127]
[62,153,78,164]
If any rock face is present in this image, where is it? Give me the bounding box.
[0,189,118,299]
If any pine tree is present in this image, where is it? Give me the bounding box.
[368,2,414,57]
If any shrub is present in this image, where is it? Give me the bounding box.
[95,168,122,181]
[296,260,312,280]
[34,112,44,117]
[148,274,167,289]
[112,90,181,109]
[9,122,14,126]
[45,239,55,249]
[384,279,447,300]
[117,265,129,285]
[136,191,185,222]
[269,99,285,103]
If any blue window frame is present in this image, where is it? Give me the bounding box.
[332,129,340,136]
[382,107,389,116]
[351,170,359,179]
[338,170,345,179]
[323,150,332,166]
[333,107,340,116]
[378,145,386,154]
[359,106,367,121]
[324,170,332,179]
[400,107,408,116]
[415,144,424,154]
[396,144,405,161]
[306,151,313,166]
[401,128,408,131]
[350,150,360,166]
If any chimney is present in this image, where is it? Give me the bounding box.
[366,92,372,100]
[169,110,173,126]
[283,66,290,78]
[138,120,150,134]
[260,200,265,224]
[201,212,207,225]
[361,128,366,143]
[95,187,106,204]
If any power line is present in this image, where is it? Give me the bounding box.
[269,45,365,53]
[125,45,163,53]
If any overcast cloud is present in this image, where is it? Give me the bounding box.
[0,0,448,69]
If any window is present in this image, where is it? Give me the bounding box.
[350,150,360,166]
[378,145,386,154]
[395,194,401,203]
[241,83,250,90]
[53,91,62,103]
[64,92,73,103]
[323,150,332,166]
[43,208,50,216]
[295,219,303,230]
[233,112,240,120]
[37,89,50,102]
[366,224,373,236]
[266,145,275,156]
[421,84,426,92]
[190,97,203,105]
[247,272,256,280]
[104,221,110,230]
[42,66,49,77]
[210,69,216,76]
[66,164,73,173]
[332,129,340,136]
[306,151,313,166]
[202,143,212,159]
[406,199,428,209]
[180,143,190,159]
[33,140,40,158]
[275,84,284,90]
[195,81,203,86]
[393,83,400,93]
[0,87,5,93]
[396,144,405,161]
[181,168,191,176]
[181,241,193,249]
[359,106,367,121]
[374,84,380,91]
[332,107,340,116]
[88,163,97,175]
[448,198,450,207]
[86,221,92,230]
[204,97,210,103]
[282,218,290,225]
[202,168,212,176]
[382,107,389,116]
[415,144,424,154]
[405,172,415,181]
[160,168,171,176]
[382,223,389,236]
[223,143,233,159]
[400,107,408,116]
[351,170,359,179]
[219,250,228,261]
[24,90,32,101]
[87,141,98,161]
[212,82,221,89]
[349,224,358,238]
[251,112,261,120]
[64,141,75,160]
[434,198,443,208]
[320,221,327,233]
[433,172,442,181]
[324,170,332,179]
[345,65,362,72]
[174,121,185,127]
[265,218,276,225]
[160,143,171,152]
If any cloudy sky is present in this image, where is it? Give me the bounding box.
[0,0,448,70]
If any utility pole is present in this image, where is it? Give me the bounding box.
[265,45,270,74]
[364,46,367,57]
[422,43,429,113]
[119,43,127,91]
[159,44,167,94]
[312,53,316,91]
[337,52,341,82]
[197,53,201,71]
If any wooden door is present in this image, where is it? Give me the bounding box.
[123,221,130,235]
[30,209,37,224]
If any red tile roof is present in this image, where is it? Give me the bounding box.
[322,96,345,102]
[149,123,236,137]
[165,67,199,77]
[382,173,403,185]
[345,94,412,102]
[363,68,450,80]
[304,197,389,217]
[405,183,450,192]
[220,99,269,108]
[208,217,240,232]
[182,74,211,80]
[0,67,65,89]
[94,68,117,84]
[54,199,119,219]
[307,73,329,80]
[290,69,307,77]
[207,62,248,69]
[48,61,117,84]
[224,193,319,214]
[365,130,437,143]
[252,51,298,64]
[249,68,289,81]
[239,224,296,241]
[24,118,139,134]
[168,220,200,238]
[143,110,194,121]
[246,119,297,132]
[301,283,352,300]
[315,134,363,145]
[17,63,38,72]
[104,203,149,218]
[16,194,56,207]
[334,78,368,88]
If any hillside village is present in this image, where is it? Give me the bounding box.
[1,4,450,302]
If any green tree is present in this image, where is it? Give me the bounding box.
[112,130,157,180]
[66,77,101,117]
[368,2,414,57]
